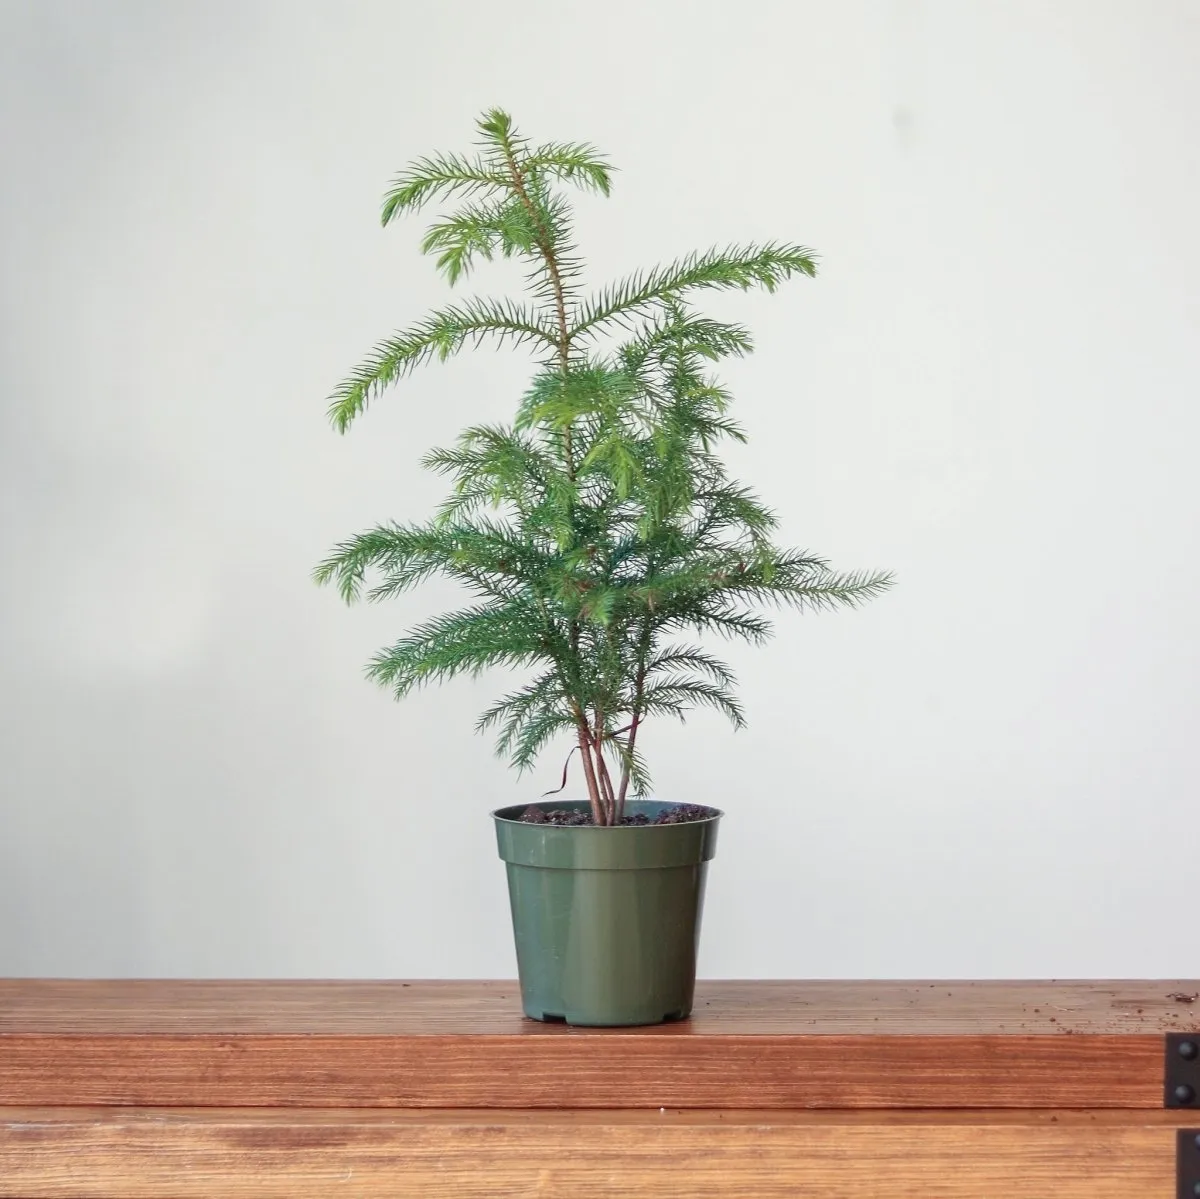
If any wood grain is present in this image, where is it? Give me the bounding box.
[0,1107,1193,1198]
[0,1030,1170,1109]
[1,980,1196,1109]
[4,979,1197,1035]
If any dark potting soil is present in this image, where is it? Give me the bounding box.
[519,803,713,826]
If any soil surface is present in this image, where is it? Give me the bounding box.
[519,803,714,826]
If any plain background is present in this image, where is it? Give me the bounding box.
[1,0,1197,979]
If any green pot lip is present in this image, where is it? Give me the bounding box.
[491,799,724,827]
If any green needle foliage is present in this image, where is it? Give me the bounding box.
[315,109,893,824]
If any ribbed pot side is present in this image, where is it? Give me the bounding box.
[492,800,722,1027]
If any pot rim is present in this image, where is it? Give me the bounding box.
[491,799,724,826]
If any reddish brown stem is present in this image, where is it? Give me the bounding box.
[616,637,651,821]
[592,711,618,825]
[615,712,641,822]
[575,723,605,825]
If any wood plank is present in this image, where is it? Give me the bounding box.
[0,1107,1193,1198]
[4,979,1197,1035]
[2,981,1196,1109]
[0,1029,1168,1109]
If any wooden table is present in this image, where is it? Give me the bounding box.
[1,979,1198,1196]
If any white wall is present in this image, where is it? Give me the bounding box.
[1,0,1197,979]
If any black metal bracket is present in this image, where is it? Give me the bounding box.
[1168,1036,1200,1108]
[1179,1129,1200,1199]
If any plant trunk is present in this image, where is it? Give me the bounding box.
[593,710,618,824]
[575,724,606,824]
[595,751,616,824]
[616,638,650,823]
[615,712,641,823]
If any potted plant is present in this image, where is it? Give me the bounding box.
[315,110,891,1026]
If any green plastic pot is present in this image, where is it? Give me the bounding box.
[492,799,721,1027]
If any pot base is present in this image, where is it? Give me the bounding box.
[525,1003,691,1027]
